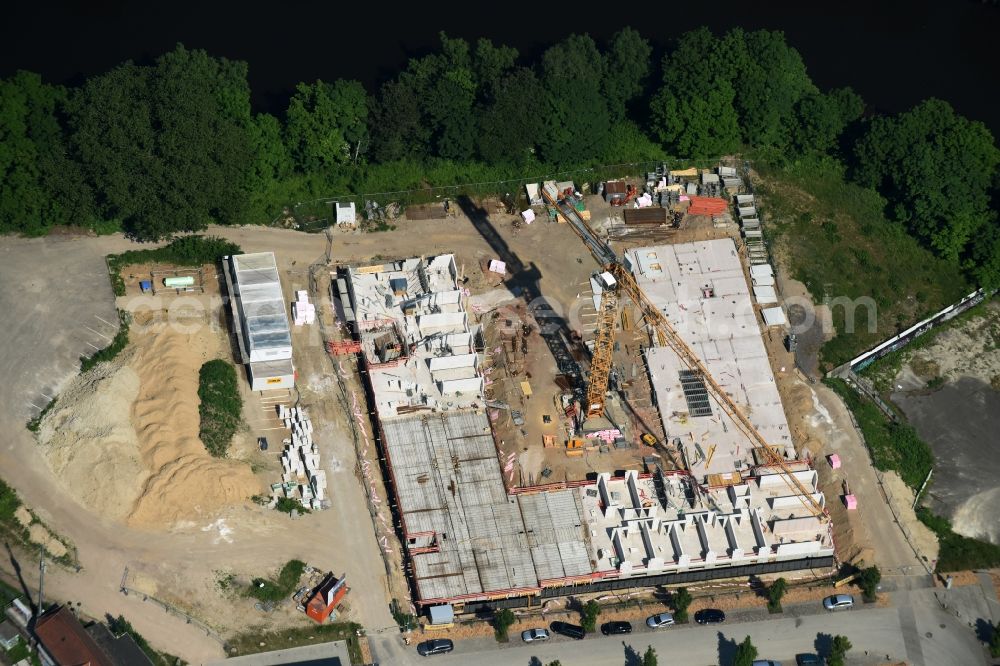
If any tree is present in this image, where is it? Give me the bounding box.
[767,577,788,612]
[733,635,758,666]
[538,34,611,164]
[493,608,515,641]
[791,88,864,156]
[827,634,853,666]
[602,27,652,122]
[671,587,693,623]
[642,645,658,666]
[650,78,741,157]
[858,565,882,601]
[68,44,257,240]
[477,68,544,164]
[581,599,600,632]
[285,79,369,171]
[990,621,1000,658]
[853,98,1000,263]
[0,71,91,234]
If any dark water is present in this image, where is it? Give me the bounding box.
[892,376,1000,545]
[2,1,999,134]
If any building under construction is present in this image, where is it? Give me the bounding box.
[341,244,833,615]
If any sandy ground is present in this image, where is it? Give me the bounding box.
[36,311,261,529]
[890,300,1000,544]
[0,205,941,662]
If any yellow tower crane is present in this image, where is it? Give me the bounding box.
[542,181,827,520]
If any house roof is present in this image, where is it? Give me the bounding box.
[86,623,153,666]
[34,606,113,666]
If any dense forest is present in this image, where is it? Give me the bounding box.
[1,28,998,287]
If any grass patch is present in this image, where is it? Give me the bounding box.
[227,622,362,661]
[916,508,1000,572]
[247,559,306,603]
[80,309,131,372]
[824,378,933,489]
[0,478,77,568]
[26,396,57,433]
[390,598,418,631]
[107,615,185,666]
[197,359,242,457]
[107,235,242,296]
[274,496,311,514]
[755,157,969,370]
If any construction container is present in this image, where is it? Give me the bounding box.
[163,276,195,288]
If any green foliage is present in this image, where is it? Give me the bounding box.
[476,68,544,165]
[390,598,418,631]
[602,28,652,122]
[581,599,601,632]
[0,477,22,525]
[757,158,969,368]
[197,359,242,457]
[650,79,741,158]
[0,71,85,235]
[274,496,311,514]
[767,577,788,612]
[493,608,516,641]
[108,234,241,295]
[642,645,658,666]
[853,98,1000,264]
[857,566,881,601]
[247,559,306,602]
[824,378,934,488]
[828,634,853,666]
[69,44,257,240]
[286,79,369,170]
[671,587,693,623]
[26,397,57,433]
[229,622,362,659]
[733,635,758,666]
[80,310,130,372]
[791,88,863,155]
[917,507,1000,572]
[990,622,1000,658]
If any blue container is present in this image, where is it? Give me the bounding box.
[139,280,152,292]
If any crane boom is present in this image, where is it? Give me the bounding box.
[542,181,827,520]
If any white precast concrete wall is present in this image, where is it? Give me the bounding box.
[439,377,483,396]
[428,353,477,371]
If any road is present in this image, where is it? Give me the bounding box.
[369,594,988,666]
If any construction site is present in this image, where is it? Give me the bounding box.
[335,164,837,619]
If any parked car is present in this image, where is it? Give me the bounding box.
[521,628,549,643]
[795,655,823,666]
[600,620,633,635]
[549,621,586,640]
[752,661,782,666]
[645,612,675,628]
[416,639,454,656]
[694,608,726,624]
[823,593,855,611]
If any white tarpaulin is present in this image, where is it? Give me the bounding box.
[636,193,653,208]
[762,306,787,326]
[521,209,535,224]
[488,260,506,275]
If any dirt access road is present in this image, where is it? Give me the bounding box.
[0,216,593,662]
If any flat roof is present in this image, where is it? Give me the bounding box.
[229,252,292,358]
[382,412,591,602]
[582,471,832,577]
[626,239,793,480]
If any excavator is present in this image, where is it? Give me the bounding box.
[541,181,828,521]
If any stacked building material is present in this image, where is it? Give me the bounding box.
[275,404,327,510]
[292,290,316,326]
[686,196,728,216]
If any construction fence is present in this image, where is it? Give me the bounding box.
[288,158,739,231]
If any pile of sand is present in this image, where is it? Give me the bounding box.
[38,320,260,529]
[903,300,1000,384]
